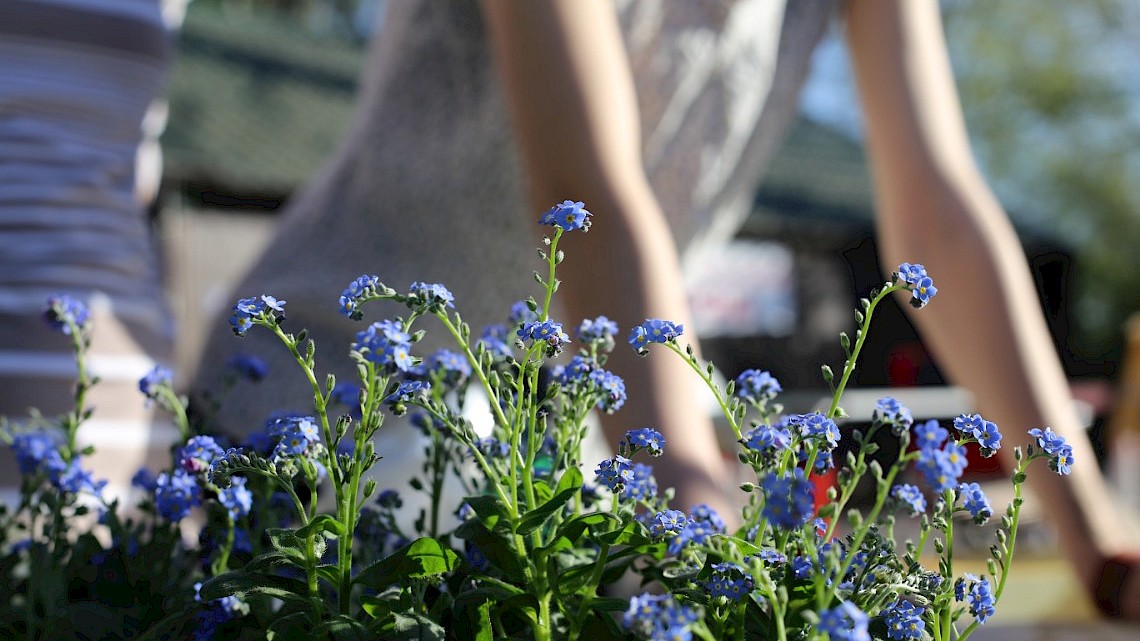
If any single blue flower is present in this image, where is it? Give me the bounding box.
[43,294,90,335]
[911,276,938,308]
[138,365,173,402]
[1028,427,1075,475]
[913,419,948,450]
[219,476,253,519]
[540,200,592,232]
[734,369,782,405]
[339,274,380,320]
[1052,444,1075,475]
[649,509,689,538]
[958,482,993,523]
[897,262,928,285]
[624,427,666,457]
[891,483,927,516]
[226,353,268,382]
[791,555,813,579]
[881,600,926,641]
[760,469,815,529]
[508,300,539,326]
[818,601,871,641]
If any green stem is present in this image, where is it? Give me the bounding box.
[568,543,612,641]
[826,285,907,420]
[664,342,741,440]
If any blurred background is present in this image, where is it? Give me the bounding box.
[158,0,1140,450]
[149,0,1139,629]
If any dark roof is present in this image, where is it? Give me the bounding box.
[161,5,364,196]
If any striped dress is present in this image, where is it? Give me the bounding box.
[0,0,186,504]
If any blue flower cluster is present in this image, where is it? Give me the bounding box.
[229,295,286,336]
[622,593,700,641]
[352,320,415,373]
[897,262,938,308]
[873,397,914,435]
[517,319,571,357]
[623,427,666,458]
[760,469,815,530]
[667,504,726,555]
[10,432,105,497]
[954,413,1002,455]
[914,420,969,494]
[407,281,455,313]
[705,562,753,601]
[957,481,993,524]
[155,468,201,522]
[1028,426,1075,475]
[741,422,793,455]
[955,574,996,623]
[540,200,592,232]
[890,483,928,516]
[267,415,322,459]
[339,274,381,320]
[551,355,627,413]
[622,463,657,502]
[180,435,225,474]
[595,455,634,494]
[734,369,782,406]
[218,477,253,520]
[881,600,926,640]
[43,294,90,335]
[476,324,513,360]
[577,315,618,345]
[628,318,683,353]
[426,348,471,382]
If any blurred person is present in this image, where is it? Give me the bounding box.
[185,0,1140,617]
[0,0,188,501]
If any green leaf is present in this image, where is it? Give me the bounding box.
[296,514,347,539]
[592,520,649,547]
[353,537,459,587]
[463,494,510,531]
[197,570,312,606]
[475,599,494,641]
[453,520,525,582]
[389,613,446,641]
[516,467,582,535]
[243,550,305,574]
[319,614,371,641]
[558,511,621,542]
[267,611,315,641]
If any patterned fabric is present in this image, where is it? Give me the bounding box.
[0,0,185,504]
[191,1,836,532]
